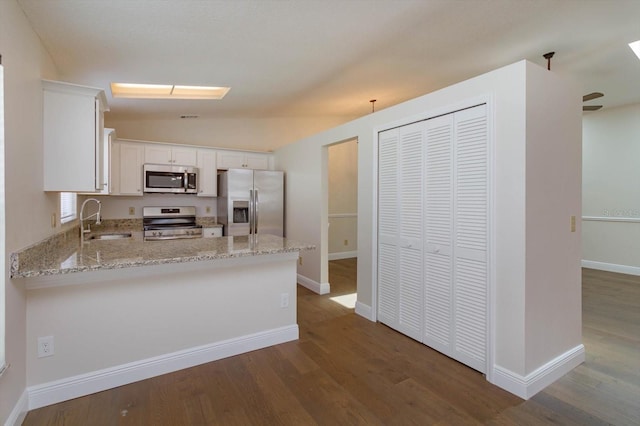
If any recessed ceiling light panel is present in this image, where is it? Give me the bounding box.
[110,83,230,99]
[629,40,640,61]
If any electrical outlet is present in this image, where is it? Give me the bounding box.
[280,293,289,308]
[51,213,56,228]
[206,206,211,214]
[570,215,576,232]
[344,239,348,246]
[298,256,302,266]
[37,336,54,358]
[129,207,135,215]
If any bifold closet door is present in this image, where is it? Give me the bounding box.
[378,104,488,374]
[377,122,424,341]
[423,104,488,373]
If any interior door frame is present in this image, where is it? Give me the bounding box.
[371,94,496,380]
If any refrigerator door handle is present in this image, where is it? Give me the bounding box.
[254,190,259,234]
[249,189,253,234]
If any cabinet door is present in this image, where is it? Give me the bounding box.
[145,145,172,165]
[43,85,102,192]
[197,149,217,197]
[119,143,144,196]
[172,146,197,166]
[98,128,115,194]
[245,154,269,170]
[217,152,245,169]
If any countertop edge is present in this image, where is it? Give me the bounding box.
[18,251,305,290]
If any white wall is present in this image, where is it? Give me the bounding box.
[328,139,357,258]
[582,103,640,274]
[85,194,217,220]
[106,116,356,152]
[524,66,582,372]
[0,1,59,422]
[275,61,582,389]
[26,257,297,387]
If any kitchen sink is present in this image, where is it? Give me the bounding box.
[88,232,132,240]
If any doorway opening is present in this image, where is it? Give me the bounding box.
[327,138,358,307]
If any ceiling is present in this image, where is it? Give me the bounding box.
[17,0,640,125]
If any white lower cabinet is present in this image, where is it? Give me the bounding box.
[377,104,488,373]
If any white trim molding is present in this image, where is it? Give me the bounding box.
[328,213,357,219]
[4,389,28,426]
[582,260,640,276]
[27,325,298,410]
[490,344,585,399]
[297,274,330,295]
[355,301,374,321]
[328,251,357,261]
[582,215,640,223]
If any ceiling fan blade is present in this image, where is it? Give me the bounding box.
[583,92,604,102]
[583,105,603,111]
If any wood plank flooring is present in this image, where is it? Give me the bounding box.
[23,261,640,425]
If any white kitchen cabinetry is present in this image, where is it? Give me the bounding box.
[217,151,271,170]
[377,104,489,374]
[98,128,115,194]
[145,144,197,166]
[197,149,217,197]
[112,141,144,196]
[43,80,109,192]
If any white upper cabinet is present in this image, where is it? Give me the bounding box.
[217,151,272,170]
[196,149,217,197]
[42,80,109,192]
[111,141,144,196]
[97,128,115,195]
[144,144,197,166]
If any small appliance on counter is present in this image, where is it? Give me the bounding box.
[217,169,284,237]
[142,206,203,240]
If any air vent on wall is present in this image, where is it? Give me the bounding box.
[180,115,199,119]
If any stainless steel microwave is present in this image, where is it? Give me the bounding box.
[143,164,198,194]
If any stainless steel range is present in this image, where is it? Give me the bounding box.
[143,206,203,241]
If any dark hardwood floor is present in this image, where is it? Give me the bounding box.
[24,261,640,425]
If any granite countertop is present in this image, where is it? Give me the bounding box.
[11,226,314,279]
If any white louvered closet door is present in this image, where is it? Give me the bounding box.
[423,114,454,355]
[377,128,400,328]
[423,105,488,373]
[397,122,425,341]
[452,105,488,372]
[377,104,488,374]
[377,122,425,341]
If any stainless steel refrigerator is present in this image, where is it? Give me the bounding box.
[217,169,284,236]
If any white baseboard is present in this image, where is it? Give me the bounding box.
[4,389,28,426]
[27,325,299,410]
[582,260,640,276]
[355,301,374,321]
[491,344,585,399]
[328,251,357,261]
[297,274,330,295]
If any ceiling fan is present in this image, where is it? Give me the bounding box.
[582,92,604,111]
[543,52,604,112]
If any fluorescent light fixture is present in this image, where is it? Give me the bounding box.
[629,40,640,60]
[110,83,230,99]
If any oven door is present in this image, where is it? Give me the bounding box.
[143,164,197,193]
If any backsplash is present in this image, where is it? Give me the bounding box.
[79,194,218,220]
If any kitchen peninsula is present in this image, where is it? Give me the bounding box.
[12,229,314,409]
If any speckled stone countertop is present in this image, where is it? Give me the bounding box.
[11,224,314,279]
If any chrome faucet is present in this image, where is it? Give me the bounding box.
[80,198,102,243]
